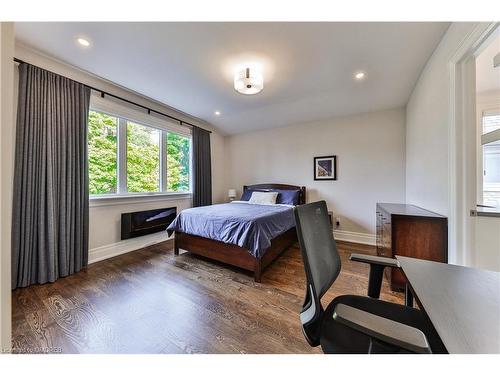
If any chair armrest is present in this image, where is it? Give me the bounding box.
[349,253,400,268]
[332,303,431,354]
[349,254,400,298]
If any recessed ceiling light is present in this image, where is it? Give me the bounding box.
[76,37,91,48]
[354,71,366,80]
[214,111,221,116]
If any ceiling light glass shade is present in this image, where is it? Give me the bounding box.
[76,37,90,47]
[234,67,264,95]
[354,71,365,80]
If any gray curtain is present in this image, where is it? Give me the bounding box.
[192,126,212,207]
[12,63,91,289]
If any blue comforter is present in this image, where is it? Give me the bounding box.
[166,202,295,258]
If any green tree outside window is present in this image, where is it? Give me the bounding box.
[88,110,191,195]
[167,133,190,192]
[88,111,118,195]
[127,121,160,193]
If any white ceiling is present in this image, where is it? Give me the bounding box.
[476,32,500,93]
[15,22,449,134]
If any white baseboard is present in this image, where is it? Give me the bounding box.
[333,229,376,246]
[88,229,375,264]
[88,232,171,264]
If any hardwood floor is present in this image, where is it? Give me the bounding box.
[12,240,403,354]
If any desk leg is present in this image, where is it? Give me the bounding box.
[405,284,414,307]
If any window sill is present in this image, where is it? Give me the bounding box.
[89,192,192,208]
[476,206,500,218]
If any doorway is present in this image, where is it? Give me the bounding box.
[474,28,500,271]
[449,22,500,272]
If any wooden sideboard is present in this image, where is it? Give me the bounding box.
[376,203,448,291]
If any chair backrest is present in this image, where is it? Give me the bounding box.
[294,200,341,346]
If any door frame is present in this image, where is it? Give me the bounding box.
[448,22,499,266]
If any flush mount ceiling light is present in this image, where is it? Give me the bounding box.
[234,67,264,95]
[76,37,91,48]
[214,111,221,116]
[354,71,366,80]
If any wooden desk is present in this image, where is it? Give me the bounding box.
[397,256,500,354]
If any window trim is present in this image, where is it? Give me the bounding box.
[88,95,192,198]
[117,117,127,193]
[481,109,500,145]
[89,192,192,208]
[160,132,168,192]
[482,128,500,145]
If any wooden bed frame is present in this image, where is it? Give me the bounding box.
[173,184,306,282]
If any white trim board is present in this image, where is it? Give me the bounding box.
[333,230,376,246]
[88,231,171,264]
[89,193,191,208]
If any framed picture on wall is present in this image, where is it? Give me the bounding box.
[314,155,337,181]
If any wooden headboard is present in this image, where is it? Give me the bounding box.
[243,184,306,205]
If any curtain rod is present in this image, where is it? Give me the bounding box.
[13,57,212,134]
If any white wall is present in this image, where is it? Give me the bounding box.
[406,23,477,216]
[225,108,406,239]
[474,216,500,271]
[13,43,226,261]
[0,22,15,352]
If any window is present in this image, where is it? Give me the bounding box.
[88,99,191,197]
[167,132,190,192]
[481,111,500,207]
[88,111,118,195]
[483,112,500,134]
[127,121,161,193]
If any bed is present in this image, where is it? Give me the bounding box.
[167,184,306,282]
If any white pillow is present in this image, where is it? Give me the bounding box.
[248,191,278,205]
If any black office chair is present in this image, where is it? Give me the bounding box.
[294,201,446,354]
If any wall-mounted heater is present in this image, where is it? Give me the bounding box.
[121,207,177,240]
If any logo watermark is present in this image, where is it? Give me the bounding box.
[2,346,63,354]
